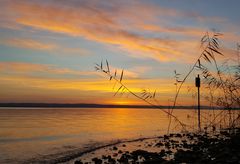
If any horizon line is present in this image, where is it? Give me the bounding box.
[0,102,237,109]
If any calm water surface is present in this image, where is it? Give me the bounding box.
[0,108,200,163]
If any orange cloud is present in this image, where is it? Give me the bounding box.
[1,38,90,56]
[140,24,206,38]
[1,0,227,63]
[0,62,96,76]
[0,62,151,80]
[3,38,56,50]
[0,61,192,94]
[0,72,191,95]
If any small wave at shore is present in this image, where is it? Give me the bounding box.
[24,136,159,164]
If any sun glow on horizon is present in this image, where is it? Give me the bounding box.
[112,101,135,105]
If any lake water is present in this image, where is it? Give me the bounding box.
[0,107,225,163]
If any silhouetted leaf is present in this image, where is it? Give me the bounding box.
[141,92,146,95]
[195,65,201,69]
[205,50,215,62]
[144,95,150,100]
[142,89,146,93]
[201,35,207,43]
[203,74,209,78]
[120,69,124,82]
[95,66,100,71]
[95,63,100,67]
[114,86,123,96]
[212,38,219,48]
[198,59,201,67]
[214,32,222,36]
[109,76,112,81]
[141,93,148,97]
[114,70,117,77]
[203,53,211,63]
[100,61,103,69]
[237,43,240,51]
[106,60,110,73]
[209,47,223,55]
[153,90,156,98]
[120,87,126,96]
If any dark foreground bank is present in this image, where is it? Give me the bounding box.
[71,128,240,164]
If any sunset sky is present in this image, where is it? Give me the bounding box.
[0,0,239,105]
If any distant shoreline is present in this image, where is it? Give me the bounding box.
[0,103,238,109]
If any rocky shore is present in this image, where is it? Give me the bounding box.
[71,128,240,164]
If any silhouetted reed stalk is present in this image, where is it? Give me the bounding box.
[95,62,186,130]
[195,34,240,130]
[202,43,240,128]
[95,31,240,133]
[168,31,224,132]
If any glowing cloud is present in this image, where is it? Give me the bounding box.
[0,0,230,62]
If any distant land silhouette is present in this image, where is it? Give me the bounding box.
[0,103,237,109]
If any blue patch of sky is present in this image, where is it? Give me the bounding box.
[0,45,60,64]
[150,0,240,25]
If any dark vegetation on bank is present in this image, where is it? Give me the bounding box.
[74,128,240,164]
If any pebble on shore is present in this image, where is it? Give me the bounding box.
[72,128,240,164]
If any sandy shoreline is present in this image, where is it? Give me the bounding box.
[24,128,240,164]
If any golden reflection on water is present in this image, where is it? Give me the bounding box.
[0,108,237,163]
